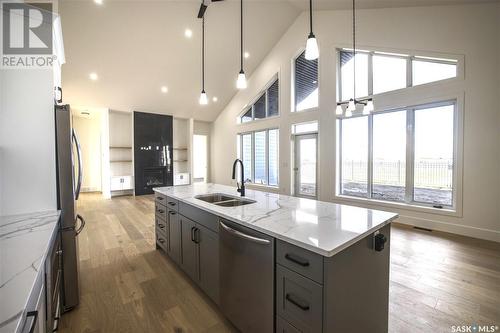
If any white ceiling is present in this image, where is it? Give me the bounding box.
[59,0,300,122]
[60,0,497,122]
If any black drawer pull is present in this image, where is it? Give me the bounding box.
[158,238,165,244]
[156,196,164,201]
[169,211,176,215]
[285,253,310,267]
[168,201,176,206]
[285,294,310,311]
[158,224,165,229]
[157,209,165,214]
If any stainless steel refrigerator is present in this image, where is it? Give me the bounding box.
[55,104,85,312]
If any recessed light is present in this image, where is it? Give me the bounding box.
[89,72,98,81]
[244,51,250,59]
[161,86,168,93]
[94,0,103,4]
[184,29,193,38]
[212,96,218,102]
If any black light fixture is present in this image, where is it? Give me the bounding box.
[304,0,318,60]
[199,9,208,105]
[336,0,373,116]
[236,0,247,89]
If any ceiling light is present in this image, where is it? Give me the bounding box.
[199,15,208,105]
[244,52,250,59]
[212,96,218,102]
[335,104,343,115]
[304,0,319,61]
[184,28,193,38]
[236,0,247,90]
[237,70,247,89]
[346,99,356,112]
[94,0,103,4]
[199,90,208,105]
[161,86,168,93]
[89,72,98,81]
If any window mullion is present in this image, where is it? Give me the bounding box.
[407,56,413,88]
[367,115,373,199]
[266,130,269,185]
[368,52,373,96]
[405,109,415,203]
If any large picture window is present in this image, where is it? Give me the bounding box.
[240,77,279,123]
[338,101,456,208]
[338,49,458,102]
[238,129,279,186]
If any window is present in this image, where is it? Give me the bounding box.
[340,117,368,198]
[338,101,456,208]
[338,49,458,102]
[294,51,318,111]
[412,58,457,86]
[292,121,318,134]
[239,78,279,123]
[238,129,279,186]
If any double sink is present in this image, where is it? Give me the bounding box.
[195,193,256,207]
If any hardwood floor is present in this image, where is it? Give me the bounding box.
[59,193,500,333]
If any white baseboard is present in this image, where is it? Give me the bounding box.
[395,215,500,243]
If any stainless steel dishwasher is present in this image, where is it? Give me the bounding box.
[219,219,275,333]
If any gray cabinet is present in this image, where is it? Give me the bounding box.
[167,209,181,264]
[197,224,219,304]
[180,217,198,281]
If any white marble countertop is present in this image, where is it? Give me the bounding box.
[154,183,398,257]
[0,211,60,333]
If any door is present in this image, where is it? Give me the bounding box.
[198,225,219,304]
[180,217,198,281]
[294,134,318,198]
[193,135,208,183]
[167,209,181,264]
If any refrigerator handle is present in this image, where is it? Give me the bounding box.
[72,129,83,200]
[75,214,86,235]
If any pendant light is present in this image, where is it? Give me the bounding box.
[199,13,208,105]
[236,0,247,89]
[305,0,319,60]
[336,0,374,117]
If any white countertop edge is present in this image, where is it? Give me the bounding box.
[153,187,398,257]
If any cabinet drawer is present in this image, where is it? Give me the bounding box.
[155,216,168,237]
[165,196,179,211]
[276,316,302,333]
[155,193,167,206]
[156,232,168,251]
[276,265,323,333]
[155,203,167,220]
[277,240,323,284]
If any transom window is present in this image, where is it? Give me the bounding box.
[240,78,279,123]
[338,101,456,209]
[338,49,458,102]
[294,50,318,112]
[238,129,279,186]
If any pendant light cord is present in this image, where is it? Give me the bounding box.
[309,0,313,34]
[202,15,205,91]
[240,0,243,71]
[352,0,356,101]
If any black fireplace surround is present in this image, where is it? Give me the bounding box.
[133,111,173,195]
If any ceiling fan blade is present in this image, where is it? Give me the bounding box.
[197,3,207,18]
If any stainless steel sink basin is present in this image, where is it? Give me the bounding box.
[195,193,256,207]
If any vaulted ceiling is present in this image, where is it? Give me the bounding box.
[60,0,496,122]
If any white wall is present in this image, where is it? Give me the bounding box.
[73,113,102,192]
[211,3,500,242]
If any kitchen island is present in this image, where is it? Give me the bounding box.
[0,211,61,333]
[154,183,398,333]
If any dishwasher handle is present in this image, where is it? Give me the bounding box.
[220,221,271,245]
